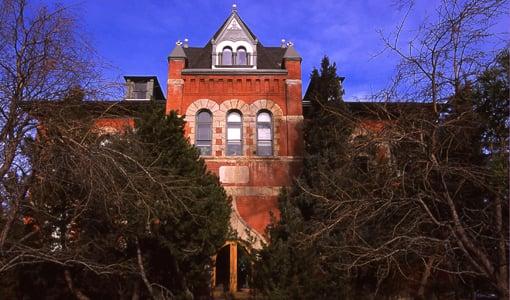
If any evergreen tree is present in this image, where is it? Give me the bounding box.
[10,104,231,299]
[473,50,509,157]
[254,51,509,298]
[253,56,354,299]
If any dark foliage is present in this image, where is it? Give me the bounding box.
[2,104,231,299]
[253,50,509,299]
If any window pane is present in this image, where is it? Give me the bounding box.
[197,124,212,140]
[257,125,271,140]
[227,127,241,140]
[134,82,147,91]
[196,110,212,156]
[222,48,232,65]
[237,48,247,65]
[197,111,212,122]
[257,140,272,156]
[227,112,241,122]
[134,91,147,99]
[227,141,242,156]
[256,111,272,156]
[196,142,211,156]
[257,112,271,123]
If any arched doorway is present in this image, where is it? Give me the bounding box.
[212,241,252,294]
[237,245,250,290]
[214,244,230,291]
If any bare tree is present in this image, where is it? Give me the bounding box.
[296,0,509,296]
[0,102,230,299]
[380,0,508,112]
[280,99,507,298]
[254,2,508,298]
[0,0,103,251]
[374,0,509,296]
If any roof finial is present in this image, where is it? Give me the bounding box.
[232,3,237,12]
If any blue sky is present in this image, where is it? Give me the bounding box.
[53,0,508,100]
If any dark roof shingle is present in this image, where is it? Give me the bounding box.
[180,10,288,70]
[183,44,286,70]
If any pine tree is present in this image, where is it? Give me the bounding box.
[253,56,354,299]
[254,51,509,298]
[14,104,231,299]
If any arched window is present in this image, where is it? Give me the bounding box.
[221,47,233,65]
[236,47,247,65]
[196,110,212,155]
[256,111,273,156]
[226,111,242,156]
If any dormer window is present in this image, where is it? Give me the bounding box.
[211,12,258,69]
[236,47,247,65]
[124,76,165,101]
[221,47,233,65]
[216,45,254,67]
[133,82,148,99]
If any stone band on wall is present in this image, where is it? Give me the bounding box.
[184,98,285,157]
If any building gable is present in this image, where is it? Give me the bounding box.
[211,6,258,69]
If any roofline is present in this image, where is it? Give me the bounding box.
[343,101,438,106]
[302,100,439,106]
[210,9,258,46]
[284,57,302,62]
[168,56,186,61]
[181,69,288,75]
[123,76,166,101]
[123,75,158,80]
[21,100,166,116]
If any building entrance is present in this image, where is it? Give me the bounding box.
[212,241,251,296]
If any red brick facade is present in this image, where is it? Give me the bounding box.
[166,17,303,247]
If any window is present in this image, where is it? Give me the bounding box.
[221,47,233,65]
[237,47,247,65]
[256,111,273,156]
[132,82,147,99]
[226,111,242,156]
[196,110,212,155]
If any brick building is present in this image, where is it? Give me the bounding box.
[20,3,440,297]
[163,6,304,292]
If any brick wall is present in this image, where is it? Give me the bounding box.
[167,56,303,245]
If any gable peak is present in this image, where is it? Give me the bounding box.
[211,5,257,44]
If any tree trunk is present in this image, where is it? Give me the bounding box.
[136,238,155,299]
[0,197,18,251]
[416,257,434,299]
[131,281,140,300]
[64,269,90,300]
[495,196,509,298]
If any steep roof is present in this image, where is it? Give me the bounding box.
[179,6,289,70]
[211,9,257,42]
[283,45,301,60]
[168,44,187,59]
[183,44,213,69]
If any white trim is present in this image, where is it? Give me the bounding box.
[214,40,255,68]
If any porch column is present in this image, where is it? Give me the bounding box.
[229,242,237,293]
